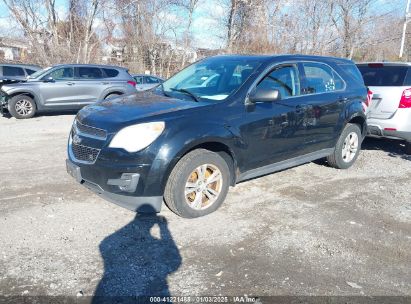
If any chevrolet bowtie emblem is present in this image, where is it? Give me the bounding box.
[72,134,82,145]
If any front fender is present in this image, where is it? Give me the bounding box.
[1,87,43,109]
[144,122,236,196]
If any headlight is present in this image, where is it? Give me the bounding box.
[109,122,165,152]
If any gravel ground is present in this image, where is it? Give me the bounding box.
[0,114,410,299]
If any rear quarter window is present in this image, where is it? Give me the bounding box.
[357,65,408,86]
[339,64,364,84]
[103,68,119,78]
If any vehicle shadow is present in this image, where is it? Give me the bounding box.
[92,205,181,303]
[362,137,411,161]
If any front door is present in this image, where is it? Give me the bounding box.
[39,67,76,107]
[240,64,307,172]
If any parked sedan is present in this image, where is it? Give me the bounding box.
[357,62,411,154]
[1,64,137,119]
[133,74,163,91]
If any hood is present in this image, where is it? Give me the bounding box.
[1,79,37,92]
[77,91,205,131]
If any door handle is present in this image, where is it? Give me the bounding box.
[101,82,110,85]
[338,97,349,103]
[66,82,75,86]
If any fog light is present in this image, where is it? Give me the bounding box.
[107,173,140,193]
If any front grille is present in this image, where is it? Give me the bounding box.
[71,143,100,163]
[75,120,107,139]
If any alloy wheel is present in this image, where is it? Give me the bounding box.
[184,164,223,210]
[15,99,33,117]
[342,131,359,163]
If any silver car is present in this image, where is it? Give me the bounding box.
[0,64,137,119]
[0,63,41,80]
[357,62,411,154]
[132,74,163,91]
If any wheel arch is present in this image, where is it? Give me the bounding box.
[7,92,39,110]
[347,114,366,136]
[159,139,238,195]
[103,91,124,99]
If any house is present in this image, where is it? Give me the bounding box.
[0,37,29,61]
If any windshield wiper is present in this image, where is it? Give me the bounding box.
[169,87,200,102]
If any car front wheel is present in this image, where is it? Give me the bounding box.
[8,95,37,119]
[164,149,230,218]
[327,123,362,169]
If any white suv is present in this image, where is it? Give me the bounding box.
[357,63,411,154]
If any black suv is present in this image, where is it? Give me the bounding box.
[66,55,367,218]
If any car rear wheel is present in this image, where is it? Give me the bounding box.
[327,123,362,169]
[8,95,37,119]
[164,149,230,218]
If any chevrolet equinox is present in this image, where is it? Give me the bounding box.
[66,55,367,218]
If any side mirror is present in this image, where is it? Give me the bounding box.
[248,87,281,103]
[43,76,54,83]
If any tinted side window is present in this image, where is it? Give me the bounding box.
[25,68,37,75]
[134,76,144,84]
[3,66,25,76]
[257,65,300,99]
[302,63,344,94]
[78,67,103,79]
[357,65,408,86]
[47,67,74,80]
[103,68,119,78]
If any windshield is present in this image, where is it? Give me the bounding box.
[162,57,263,101]
[28,66,53,79]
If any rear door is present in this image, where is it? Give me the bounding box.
[73,66,107,104]
[297,62,346,150]
[357,64,409,119]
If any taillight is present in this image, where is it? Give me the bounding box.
[366,89,373,106]
[399,88,411,108]
[127,80,136,87]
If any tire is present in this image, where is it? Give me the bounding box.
[8,95,36,119]
[327,123,362,169]
[104,93,121,100]
[164,149,230,218]
[405,141,411,155]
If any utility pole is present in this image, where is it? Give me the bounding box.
[400,0,411,58]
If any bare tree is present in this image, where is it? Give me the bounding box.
[329,0,374,58]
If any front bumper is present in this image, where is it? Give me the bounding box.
[367,109,411,142]
[0,93,7,115]
[66,159,163,213]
